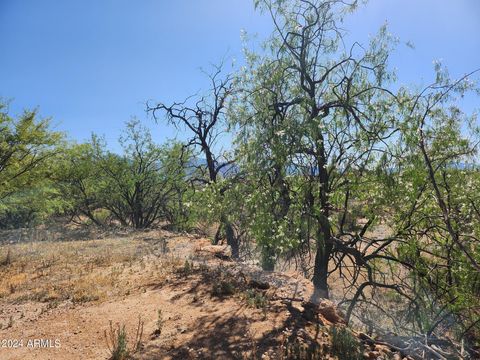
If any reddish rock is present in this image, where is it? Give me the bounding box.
[302,300,345,324]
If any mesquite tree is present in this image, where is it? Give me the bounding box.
[55,120,191,229]
[54,142,107,226]
[147,65,240,257]
[98,120,191,229]
[240,0,399,298]
[231,47,297,270]
[388,66,480,340]
[0,101,62,227]
[0,101,61,201]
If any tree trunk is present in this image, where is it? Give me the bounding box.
[312,240,331,299]
[213,215,239,259]
[312,212,333,299]
[213,223,222,245]
[225,221,238,259]
[261,245,275,271]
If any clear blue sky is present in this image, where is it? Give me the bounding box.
[1,0,479,151]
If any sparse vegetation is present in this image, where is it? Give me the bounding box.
[330,326,362,360]
[105,322,129,360]
[154,309,164,337]
[212,279,236,297]
[244,289,268,309]
[0,236,173,306]
[7,315,14,329]
[1,0,480,358]
[104,317,144,360]
[282,336,325,360]
[177,258,194,276]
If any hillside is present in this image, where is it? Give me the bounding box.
[0,229,416,360]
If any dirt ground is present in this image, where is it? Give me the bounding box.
[0,229,346,360]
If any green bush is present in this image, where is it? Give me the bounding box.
[283,337,325,360]
[212,280,236,297]
[330,326,362,360]
[244,289,268,309]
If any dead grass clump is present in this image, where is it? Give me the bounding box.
[71,274,110,303]
[0,272,28,299]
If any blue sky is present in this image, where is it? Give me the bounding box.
[0,0,479,151]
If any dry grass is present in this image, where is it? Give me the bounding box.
[0,233,183,308]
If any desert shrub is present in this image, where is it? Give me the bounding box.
[0,185,62,229]
[55,122,193,230]
[105,322,129,360]
[176,259,194,277]
[330,326,362,360]
[244,289,268,309]
[212,280,236,297]
[105,317,144,360]
[153,309,164,337]
[92,208,111,225]
[282,337,324,360]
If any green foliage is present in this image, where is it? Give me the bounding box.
[233,0,480,342]
[212,280,236,297]
[0,184,62,228]
[1,0,480,347]
[379,64,480,340]
[0,100,63,228]
[97,119,189,228]
[52,141,106,226]
[330,326,362,360]
[282,336,325,360]
[105,322,130,360]
[54,119,193,229]
[230,0,397,281]
[104,317,144,360]
[244,289,268,309]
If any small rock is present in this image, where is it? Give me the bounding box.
[321,306,345,324]
[375,344,391,354]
